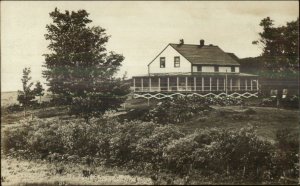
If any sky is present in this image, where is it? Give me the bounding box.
[1,1,299,92]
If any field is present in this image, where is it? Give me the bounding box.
[1,92,299,185]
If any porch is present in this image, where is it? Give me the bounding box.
[132,73,259,93]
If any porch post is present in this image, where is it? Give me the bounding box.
[209,77,212,91]
[251,79,253,91]
[185,77,188,91]
[224,78,226,91]
[194,77,196,91]
[141,78,144,92]
[225,70,228,96]
[238,78,240,91]
[230,78,232,91]
[167,77,170,91]
[245,79,248,91]
[149,78,151,92]
[177,77,179,91]
[202,77,204,91]
[133,78,136,92]
[217,78,219,91]
[256,79,259,90]
[158,77,161,91]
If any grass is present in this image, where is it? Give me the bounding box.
[122,98,299,142]
[1,156,152,185]
[177,105,299,142]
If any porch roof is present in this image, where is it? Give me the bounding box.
[132,72,258,78]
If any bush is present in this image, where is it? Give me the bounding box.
[6,104,23,113]
[260,98,276,107]
[144,96,212,124]
[135,125,184,167]
[2,122,32,156]
[108,121,159,165]
[280,96,299,109]
[164,127,275,182]
[2,118,298,184]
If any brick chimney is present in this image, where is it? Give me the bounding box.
[200,39,205,46]
[179,39,184,45]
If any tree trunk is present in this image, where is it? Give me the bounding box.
[243,165,246,177]
[24,106,26,117]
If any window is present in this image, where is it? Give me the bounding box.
[174,56,180,67]
[214,66,219,72]
[160,57,165,68]
[231,66,235,72]
[197,66,202,72]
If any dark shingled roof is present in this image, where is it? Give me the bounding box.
[169,43,240,66]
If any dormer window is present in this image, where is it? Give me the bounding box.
[174,56,180,68]
[160,57,165,68]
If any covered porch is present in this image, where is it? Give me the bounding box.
[132,73,259,93]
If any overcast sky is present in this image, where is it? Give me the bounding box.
[1,1,298,92]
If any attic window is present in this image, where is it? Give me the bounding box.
[174,56,180,68]
[160,57,165,68]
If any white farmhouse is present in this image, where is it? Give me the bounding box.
[132,39,259,98]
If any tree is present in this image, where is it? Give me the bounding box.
[252,17,299,78]
[17,67,36,117]
[43,8,130,122]
[33,81,45,104]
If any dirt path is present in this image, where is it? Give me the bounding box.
[1,157,152,185]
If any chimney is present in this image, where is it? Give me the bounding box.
[200,39,205,46]
[179,39,184,45]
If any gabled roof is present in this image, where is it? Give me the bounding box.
[169,43,240,66]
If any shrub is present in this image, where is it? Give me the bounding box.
[6,104,23,113]
[280,96,299,109]
[260,98,276,107]
[2,123,31,156]
[108,121,159,165]
[271,128,299,179]
[135,125,184,167]
[117,107,150,122]
[145,97,212,124]
[2,117,298,184]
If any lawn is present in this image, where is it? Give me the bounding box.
[179,105,299,142]
[123,98,299,142]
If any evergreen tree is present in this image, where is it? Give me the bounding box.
[33,81,45,104]
[43,8,130,122]
[253,17,299,78]
[17,67,36,117]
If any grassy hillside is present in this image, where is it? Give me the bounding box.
[1,91,52,107]
[1,97,299,185]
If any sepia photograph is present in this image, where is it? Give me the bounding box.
[1,1,299,185]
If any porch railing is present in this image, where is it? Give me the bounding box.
[133,86,258,92]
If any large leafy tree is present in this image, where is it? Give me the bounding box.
[252,17,299,78]
[17,67,36,117]
[43,8,130,121]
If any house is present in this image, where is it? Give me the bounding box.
[132,39,259,99]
